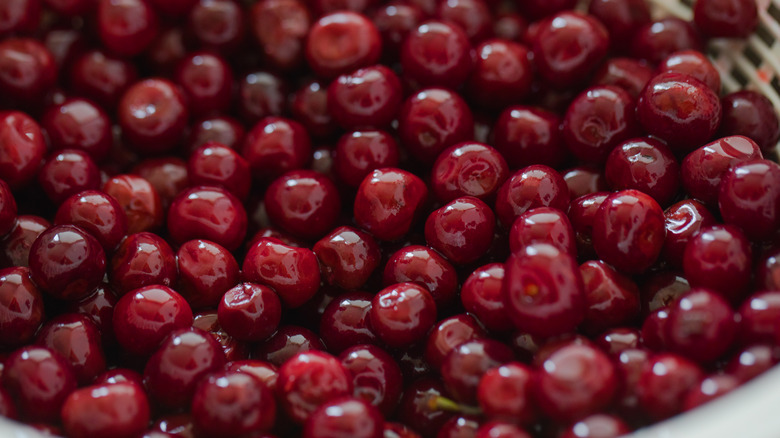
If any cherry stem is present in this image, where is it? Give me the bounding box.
[428,395,483,416]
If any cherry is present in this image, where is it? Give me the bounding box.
[568,192,609,259]
[476,362,535,424]
[144,327,226,410]
[683,225,751,303]
[397,379,454,437]
[383,245,458,307]
[425,314,486,371]
[192,370,276,436]
[398,88,474,164]
[37,149,100,204]
[243,238,320,308]
[0,111,47,189]
[373,2,423,58]
[737,291,780,346]
[36,313,105,385]
[461,263,512,333]
[41,98,112,163]
[503,243,585,338]
[0,38,56,104]
[0,215,49,268]
[683,374,740,411]
[254,325,325,367]
[425,197,495,265]
[328,65,402,130]
[532,12,609,89]
[112,285,193,356]
[103,174,164,234]
[681,135,763,206]
[187,116,245,153]
[306,11,382,79]
[0,180,16,238]
[218,283,281,342]
[476,422,532,438]
[62,382,150,438]
[168,186,247,251]
[435,0,491,43]
[591,57,654,98]
[313,226,381,290]
[187,0,246,53]
[694,0,758,38]
[143,26,186,76]
[291,80,338,140]
[726,344,778,383]
[559,414,631,438]
[580,260,640,334]
[637,353,703,420]
[2,346,77,422]
[109,232,177,295]
[630,17,704,65]
[493,106,566,169]
[401,20,472,89]
[517,0,575,20]
[94,368,144,387]
[225,359,279,393]
[249,0,311,71]
[563,167,608,199]
[509,207,575,256]
[339,344,403,416]
[193,311,249,362]
[0,267,44,349]
[384,421,422,438]
[264,170,341,240]
[495,165,570,228]
[563,85,639,164]
[588,0,651,52]
[354,168,428,241]
[370,282,436,348]
[665,288,737,363]
[430,142,509,204]
[662,199,716,268]
[758,245,780,291]
[68,50,138,110]
[718,159,780,241]
[277,351,353,423]
[97,0,158,57]
[303,396,384,438]
[605,137,680,206]
[176,239,239,309]
[118,78,189,155]
[174,52,233,117]
[659,50,721,93]
[241,116,311,180]
[592,190,666,274]
[719,90,780,153]
[595,327,641,355]
[467,39,532,109]
[237,70,287,124]
[438,416,480,438]
[0,0,40,36]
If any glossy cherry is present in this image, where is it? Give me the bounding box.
[424,314,486,371]
[637,353,703,420]
[97,0,158,57]
[249,0,311,71]
[68,50,138,109]
[605,137,680,206]
[339,344,403,416]
[509,207,575,256]
[683,225,752,303]
[719,159,780,241]
[303,396,384,438]
[580,260,640,334]
[630,17,703,64]
[187,115,246,152]
[193,311,249,362]
[218,283,281,342]
[102,175,164,234]
[54,190,128,252]
[559,414,631,438]
[665,288,737,363]
[118,78,188,155]
[0,38,56,103]
[460,264,512,333]
[0,215,49,268]
[425,197,495,265]
[36,313,105,385]
[493,106,566,169]
[354,168,428,241]
[383,245,458,307]
[314,226,381,290]
[237,70,287,124]
[254,325,325,367]
[277,351,353,423]
[306,11,382,79]
[109,232,177,295]
[495,165,570,228]
[174,52,233,117]
[588,0,651,52]
[264,170,341,240]
[42,98,112,163]
[442,339,514,403]
[328,65,402,130]
[0,0,40,36]
[241,116,311,180]
[719,90,780,153]
[0,267,44,348]
[694,0,758,38]
[0,111,47,189]
[167,186,247,251]
[187,0,246,53]
[591,57,654,98]
[737,291,780,346]
[243,238,320,308]
[430,142,509,204]
[401,20,473,89]
[192,370,276,436]
[658,50,721,93]
[662,199,716,268]
[61,382,150,438]
[397,379,454,437]
[176,239,239,309]
[370,282,436,348]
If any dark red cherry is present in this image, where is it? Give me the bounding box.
[3,346,77,422]
[0,215,49,268]
[563,166,608,199]
[430,142,509,204]
[186,145,248,202]
[588,0,651,52]
[186,0,246,53]
[461,263,512,333]
[225,359,278,393]
[339,344,403,416]
[662,199,716,268]
[237,70,287,124]
[36,313,105,385]
[249,0,311,71]
[370,282,437,348]
[559,414,630,438]
[435,0,491,42]
[401,20,473,89]
[534,344,618,422]
[0,267,44,348]
[594,327,641,355]
[0,111,47,189]
[682,135,762,206]
[174,52,233,117]
[637,353,703,420]
[630,17,703,65]
[144,327,226,410]
[243,238,320,308]
[397,379,454,437]
[467,39,532,109]
[503,243,585,338]
[112,285,193,356]
[42,98,112,163]
[398,88,474,164]
[187,115,245,152]
[319,291,377,353]
[193,311,249,362]
[241,116,311,180]
[254,325,325,367]
[665,288,737,363]
[28,224,106,301]
[97,0,158,57]
[694,0,758,38]
[177,239,239,309]
[683,374,740,411]
[132,157,189,209]
[592,190,666,274]
[109,232,177,295]
[55,190,128,252]
[563,85,639,164]
[719,90,780,153]
[683,225,751,303]
[580,260,640,335]
[493,106,566,169]
[658,50,721,93]
[509,207,575,256]
[167,186,247,251]
[277,351,353,423]
[118,78,188,155]
[218,283,281,342]
[328,65,402,130]
[442,339,514,403]
[383,245,459,307]
[605,137,680,206]
[726,344,778,383]
[306,11,382,79]
[568,192,609,259]
[0,38,56,103]
[192,370,276,436]
[719,159,780,242]
[303,396,383,438]
[314,226,381,290]
[495,165,570,228]
[425,314,486,371]
[476,422,532,438]
[425,197,495,265]
[333,130,399,187]
[637,72,721,154]
[476,362,535,425]
[264,170,341,240]
[591,57,654,98]
[62,382,150,438]
[354,168,428,241]
[0,0,40,36]
[103,175,164,234]
[0,180,16,238]
[737,291,780,346]
[68,50,138,110]
[531,12,609,89]
[38,149,101,204]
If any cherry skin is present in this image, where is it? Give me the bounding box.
[509,207,576,256]
[28,224,106,301]
[176,239,239,309]
[143,327,227,410]
[254,325,325,367]
[303,396,384,438]
[476,362,535,424]
[62,382,150,438]
[118,78,189,155]
[726,344,778,383]
[167,186,247,251]
[503,243,585,338]
[665,288,737,363]
[397,88,474,164]
[192,370,276,436]
[237,70,287,124]
[0,38,56,103]
[354,168,428,241]
[94,368,143,387]
[319,291,378,353]
[719,90,780,153]
[659,50,721,93]
[328,65,402,130]
[193,311,249,362]
[241,116,311,180]
[218,283,281,342]
[683,374,740,411]
[568,192,609,259]
[580,260,641,335]
[681,135,763,206]
[264,170,341,240]
[243,238,321,308]
[637,72,721,154]
[41,98,112,163]
[68,50,138,110]
[334,131,400,189]
[630,17,704,64]
[401,20,473,89]
[186,143,249,201]
[0,180,16,237]
[174,52,233,117]
[493,106,566,169]
[719,159,780,242]
[36,314,105,385]
[249,0,311,71]
[467,39,532,109]
[0,215,50,268]
[2,346,77,423]
[97,0,158,57]
[592,190,666,274]
[188,115,246,152]
[495,165,570,228]
[37,149,101,204]
[563,85,639,164]
[306,11,382,79]
[637,353,704,420]
[683,225,752,303]
[112,285,193,356]
[588,0,651,52]
[532,12,609,89]
[436,0,491,43]
[187,0,246,53]
[225,359,279,393]
[517,0,575,19]
[430,142,509,204]
[383,245,459,308]
[662,199,716,268]
[313,226,381,290]
[370,282,437,348]
[277,351,353,423]
[102,174,164,234]
[0,0,40,36]
[595,327,641,355]
[592,57,654,98]
[425,197,496,265]
[0,267,44,348]
[461,263,512,333]
[694,0,758,38]
[605,137,680,206]
[54,190,128,252]
[0,111,47,189]
[290,79,337,140]
[559,414,631,438]
[397,379,454,437]
[738,291,780,346]
[109,232,177,295]
[442,339,514,403]
[424,314,486,371]
[534,344,618,422]
[339,344,403,416]
[476,422,532,438]
[640,273,691,317]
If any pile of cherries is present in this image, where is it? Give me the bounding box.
[0,0,777,436]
